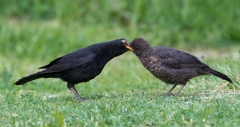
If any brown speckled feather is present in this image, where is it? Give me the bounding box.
[130,38,232,96]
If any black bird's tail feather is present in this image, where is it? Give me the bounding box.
[210,69,232,83]
[15,71,46,85]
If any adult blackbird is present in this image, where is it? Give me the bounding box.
[15,38,133,101]
[130,38,232,96]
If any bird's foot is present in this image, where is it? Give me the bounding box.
[164,93,176,97]
[77,97,85,102]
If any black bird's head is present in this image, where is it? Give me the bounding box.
[105,38,133,58]
[130,38,151,56]
[111,38,133,52]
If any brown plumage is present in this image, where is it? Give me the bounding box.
[130,38,232,96]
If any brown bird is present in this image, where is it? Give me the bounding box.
[15,38,133,101]
[130,38,232,96]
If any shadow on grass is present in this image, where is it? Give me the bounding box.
[19,88,240,103]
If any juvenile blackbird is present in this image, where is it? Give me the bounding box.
[130,38,232,96]
[15,38,133,101]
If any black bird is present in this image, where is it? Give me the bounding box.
[130,38,232,96]
[15,38,133,101]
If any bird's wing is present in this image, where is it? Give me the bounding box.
[39,56,64,69]
[157,48,181,69]
[154,47,203,69]
[39,51,95,72]
[179,52,203,67]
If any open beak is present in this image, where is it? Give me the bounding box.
[122,40,133,51]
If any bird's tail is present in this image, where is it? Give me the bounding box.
[15,71,46,85]
[210,69,232,83]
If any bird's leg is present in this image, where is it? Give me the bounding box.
[164,84,177,97]
[67,83,84,102]
[174,83,186,96]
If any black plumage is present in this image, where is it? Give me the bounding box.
[130,38,232,96]
[15,38,133,101]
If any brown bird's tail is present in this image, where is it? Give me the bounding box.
[15,71,46,85]
[210,69,232,83]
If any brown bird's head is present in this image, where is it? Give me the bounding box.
[130,38,151,56]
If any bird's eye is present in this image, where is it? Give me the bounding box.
[136,43,139,47]
[121,40,127,43]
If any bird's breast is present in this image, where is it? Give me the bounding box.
[140,56,162,73]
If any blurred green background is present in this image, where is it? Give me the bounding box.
[0,0,240,126]
[1,0,239,98]
[1,0,240,92]
[1,0,240,52]
[1,0,239,64]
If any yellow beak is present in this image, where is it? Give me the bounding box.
[122,40,133,51]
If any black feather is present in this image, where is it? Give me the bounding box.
[15,71,44,85]
[210,69,233,83]
[14,38,131,101]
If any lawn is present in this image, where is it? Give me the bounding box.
[0,1,240,126]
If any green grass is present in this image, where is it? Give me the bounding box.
[1,1,240,126]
